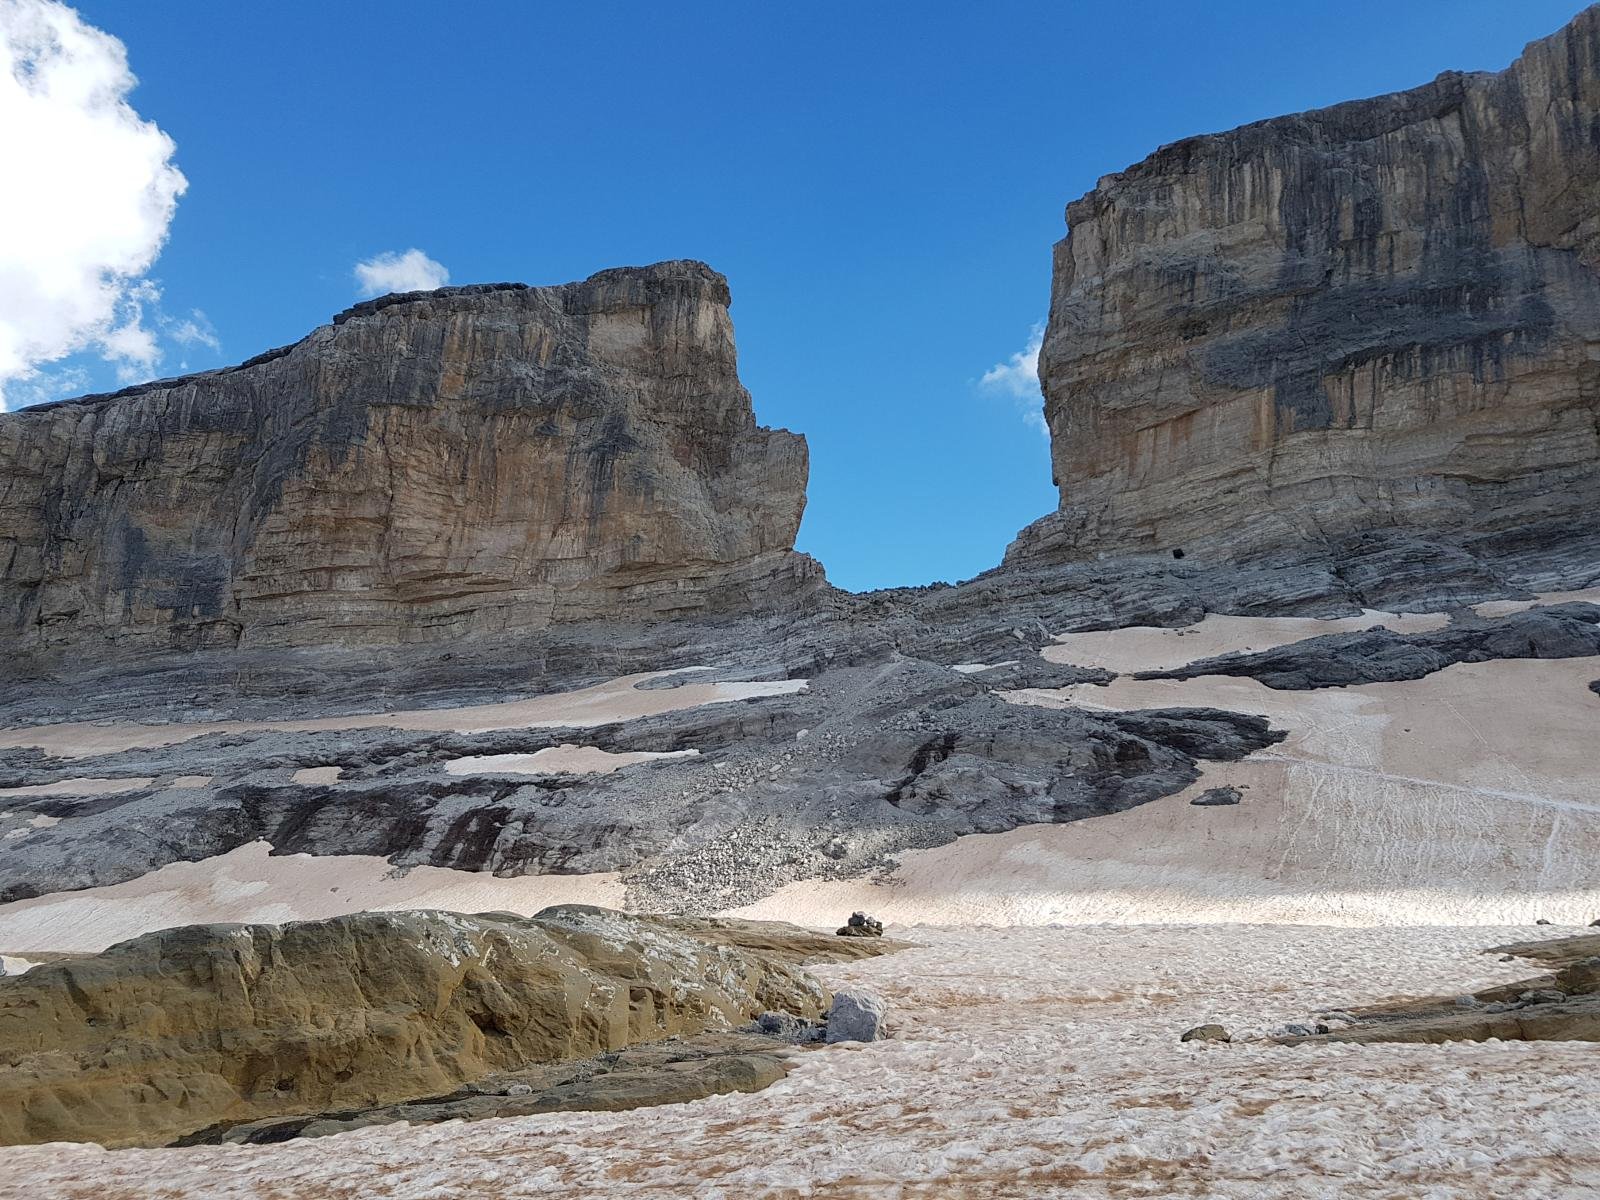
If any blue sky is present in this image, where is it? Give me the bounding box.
[6,1,1588,590]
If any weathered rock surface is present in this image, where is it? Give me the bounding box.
[0,906,878,1148]
[824,989,887,1043]
[180,1031,796,1145]
[1140,603,1600,689]
[1277,933,1600,1047]
[0,261,817,655]
[1015,8,1600,563]
[0,656,1284,909]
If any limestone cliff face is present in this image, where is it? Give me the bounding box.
[1014,7,1600,561]
[0,261,817,652]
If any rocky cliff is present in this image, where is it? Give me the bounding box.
[0,261,817,653]
[1013,6,1600,562]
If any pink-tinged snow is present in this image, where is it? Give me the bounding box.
[0,777,154,799]
[0,670,807,759]
[0,842,624,955]
[1043,607,1449,674]
[1471,585,1600,618]
[4,924,1596,1199]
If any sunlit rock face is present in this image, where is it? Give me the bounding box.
[1013,7,1600,562]
[0,260,818,653]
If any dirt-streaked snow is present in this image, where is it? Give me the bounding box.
[4,924,1595,1198]
[1043,607,1449,674]
[0,841,623,955]
[0,670,808,759]
[444,745,700,776]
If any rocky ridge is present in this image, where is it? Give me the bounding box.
[1275,932,1600,1046]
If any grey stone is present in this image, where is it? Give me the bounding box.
[1519,989,1567,1006]
[1190,787,1242,807]
[753,1011,822,1043]
[825,990,887,1044]
[1180,1024,1231,1044]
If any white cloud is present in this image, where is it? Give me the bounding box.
[353,248,450,297]
[980,323,1048,436]
[164,307,219,352]
[2,363,88,407]
[0,0,186,409]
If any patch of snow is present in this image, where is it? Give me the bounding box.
[444,746,699,777]
[0,777,154,799]
[1045,608,1449,674]
[0,842,624,955]
[291,766,343,785]
[0,671,809,760]
[1471,585,1600,618]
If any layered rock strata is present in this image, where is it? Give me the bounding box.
[0,906,869,1148]
[1016,7,1600,562]
[0,261,815,654]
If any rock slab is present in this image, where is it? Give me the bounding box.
[0,905,842,1148]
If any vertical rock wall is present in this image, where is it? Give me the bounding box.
[0,261,818,652]
[1014,7,1600,561]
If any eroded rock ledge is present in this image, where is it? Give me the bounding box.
[0,261,818,655]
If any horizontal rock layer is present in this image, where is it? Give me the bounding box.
[1017,7,1600,562]
[0,261,817,653]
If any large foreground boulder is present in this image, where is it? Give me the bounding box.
[0,906,855,1148]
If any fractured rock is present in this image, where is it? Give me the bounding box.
[1190,787,1242,807]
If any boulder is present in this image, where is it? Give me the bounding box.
[0,906,839,1149]
[1190,786,1242,807]
[825,989,888,1043]
[836,911,885,937]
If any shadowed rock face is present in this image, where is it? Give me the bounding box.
[0,906,874,1149]
[1138,603,1600,690]
[1014,7,1600,563]
[0,261,817,654]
